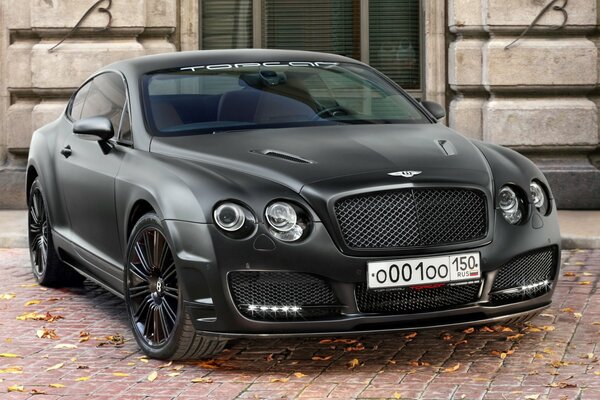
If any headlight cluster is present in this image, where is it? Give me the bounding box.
[498,180,550,225]
[213,200,310,242]
[265,201,310,242]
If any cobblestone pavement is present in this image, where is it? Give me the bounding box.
[0,248,599,400]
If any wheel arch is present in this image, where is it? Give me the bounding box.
[126,199,157,242]
[26,165,39,203]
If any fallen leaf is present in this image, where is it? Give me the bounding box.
[265,353,274,362]
[0,293,15,300]
[574,313,583,318]
[491,350,514,359]
[112,372,130,377]
[126,362,135,366]
[311,355,332,361]
[347,358,361,369]
[43,312,64,322]
[53,344,77,349]
[0,353,20,358]
[0,367,23,374]
[393,393,402,399]
[147,371,158,382]
[441,333,453,341]
[524,395,540,400]
[463,327,475,334]
[196,359,224,369]
[563,272,576,277]
[166,372,181,377]
[479,326,494,333]
[526,327,542,333]
[46,363,64,371]
[534,353,545,359]
[507,334,525,341]
[582,353,596,360]
[16,312,46,321]
[97,334,125,347]
[37,327,59,340]
[409,360,430,367]
[454,339,468,346]
[542,326,556,332]
[30,389,46,395]
[269,377,289,383]
[7,385,24,392]
[345,343,365,352]
[547,382,577,389]
[443,363,460,372]
[404,332,417,340]
[579,281,592,285]
[76,365,89,369]
[75,376,91,381]
[550,360,570,368]
[20,283,39,287]
[561,307,575,313]
[583,272,593,276]
[594,371,600,376]
[78,331,90,343]
[293,372,306,378]
[49,383,66,388]
[158,361,173,369]
[24,300,41,306]
[172,365,184,371]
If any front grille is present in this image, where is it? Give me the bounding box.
[490,247,558,305]
[334,188,487,249]
[492,247,558,291]
[355,281,481,314]
[228,271,340,320]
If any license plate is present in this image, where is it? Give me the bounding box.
[367,252,481,290]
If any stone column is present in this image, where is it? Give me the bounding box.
[0,0,179,208]
[448,0,599,209]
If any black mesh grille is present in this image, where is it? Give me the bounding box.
[228,272,339,320]
[355,281,481,314]
[334,188,487,249]
[492,247,557,291]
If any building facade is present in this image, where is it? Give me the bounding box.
[0,0,598,208]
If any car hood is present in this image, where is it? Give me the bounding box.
[150,124,492,193]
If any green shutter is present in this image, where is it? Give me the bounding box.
[202,0,253,49]
[369,0,420,90]
[262,0,360,60]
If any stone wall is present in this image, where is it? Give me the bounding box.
[449,0,600,208]
[0,0,178,208]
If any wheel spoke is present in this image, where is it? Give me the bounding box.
[153,306,162,343]
[142,230,156,270]
[134,242,153,275]
[129,261,150,283]
[161,262,177,283]
[143,304,154,340]
[129,285,151,298]
[133,294,152,324]
[158,305,171,338]
[162,300,177,326]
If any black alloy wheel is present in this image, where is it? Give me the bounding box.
[126,226,179,346]
[29,184,49,279]
[124,213,227,360]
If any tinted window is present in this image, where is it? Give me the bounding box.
[142,62,428,137]
[69,81,92,121]
[81,73,127,133]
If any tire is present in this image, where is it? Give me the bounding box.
[124,213,227,360]
[28,178,85,287]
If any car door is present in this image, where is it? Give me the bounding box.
[56,72,129,272]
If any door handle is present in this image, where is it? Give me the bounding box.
[60,145,72,158]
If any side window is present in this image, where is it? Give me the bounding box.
[69,81,92,121]
[80,72,130,141]
[118,102,132,142]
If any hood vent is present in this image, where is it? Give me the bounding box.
[251,149,314,164]
[437,140,457,156]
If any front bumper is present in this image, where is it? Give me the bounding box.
[166,208,561,338]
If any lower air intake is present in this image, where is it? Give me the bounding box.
[228,271,340,320]
[355,281,481,314]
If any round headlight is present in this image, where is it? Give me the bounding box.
[498,186,523,225]
[265,202,297,232]
[530,181,546,209]
[265,201,310,242]
[214,203,245,232]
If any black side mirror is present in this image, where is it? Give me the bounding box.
[421,100,446,120]
[73,116,114,141]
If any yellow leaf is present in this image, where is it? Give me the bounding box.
[579,281,592,285]
[443,363,461,373]
[594,371,600,376]
[147,371,158,382]
[16,312,46,321]
[36,327,58,340]
[166,372,181,377]
[507,334,525,341]
[75,376,91,381]
[479,326,494,333]
[126,362,135,366]
[112,372,130,377]
[46,363,64,371]
[0,293,15,300]
[524,395,540,400]
[49,383,66,388]
[574,313,583,318]
[191,377,213,383]
[347,358,360,369]
[53,344,77,349]
[404,332,417,340]
[394,393,402,399]
[526,327,542,333]
[561,307,575,313]
[269,377,289,383]
[7,384,24,392]
[0,353,20,358]
[24,300,41,306]
[20,283,39,287]
[542,326,555,332]
[563,272,576,277]
[0,367,23,374]
[463,327,475,334]
[139,358,149,363]
[158,361,173,369]
[293,372,306,378]
[534,353,545,359]
[583,272,593,276]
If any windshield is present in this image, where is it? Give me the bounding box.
[142,61,429,136]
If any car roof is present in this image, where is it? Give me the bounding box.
[103,49,362,76]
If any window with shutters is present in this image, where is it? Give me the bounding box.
[199,0,422,94]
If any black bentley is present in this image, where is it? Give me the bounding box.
[26,49,561,359]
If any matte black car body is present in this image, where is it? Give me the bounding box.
[27,49,561,358]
